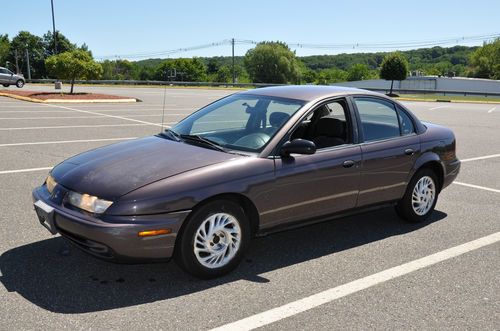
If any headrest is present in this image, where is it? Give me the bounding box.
[316,117,345,137]
[269,112,289,127]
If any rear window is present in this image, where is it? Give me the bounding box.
[354,98,400,142]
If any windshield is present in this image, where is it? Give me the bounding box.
[171,94,305,152]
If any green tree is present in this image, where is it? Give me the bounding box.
[380,52,409,95]
[8,31,45,78]
[316,68,348,84]
[347,63,371,81]
[468,39,500,79]
[244,41,301,84]
[42,30,76,57]
[45,49,103,93]
[0,34,10,68]
[154,58,206,82]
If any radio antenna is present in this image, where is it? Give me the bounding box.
[160,72,168,133]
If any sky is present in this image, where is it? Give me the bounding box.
[1,0,499,60]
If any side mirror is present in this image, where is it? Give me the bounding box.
[280,139,316,156]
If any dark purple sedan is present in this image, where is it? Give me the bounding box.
[32,86,460,278]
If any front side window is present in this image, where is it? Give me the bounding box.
[354,98,400,142]
[290,99,350,149]
[172,94,304,152]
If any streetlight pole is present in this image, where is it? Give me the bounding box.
[25,46,31,80]
[51,0,57,54]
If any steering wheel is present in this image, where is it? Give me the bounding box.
[233,133,270,149]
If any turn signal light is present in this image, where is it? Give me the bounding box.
[138,229,172,237]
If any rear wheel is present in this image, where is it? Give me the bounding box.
[396,168,438,223]
[16,80,24,88]
[174,199,250,279]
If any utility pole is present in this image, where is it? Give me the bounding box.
[51,0,57,54]
[25,47,31,80]
[14,49,19,74]
[231,38,235,84]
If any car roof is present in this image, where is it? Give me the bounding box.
[240,85,381,102]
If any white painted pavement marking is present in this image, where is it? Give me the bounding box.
[453,181,500,193]
[0,137,136,147]
[0,123,175,131]
[461,153,500,162]
[211,232,500,331]
[40,103,164,127]
[0,114,177,120]
[429,105,450,110]
[0,167,53,175]
[487,106,496,113]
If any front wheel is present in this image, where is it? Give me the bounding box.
[2,84,9,87]
[396,169,439,223]
[16,80,24,88]
[174,199,250,279]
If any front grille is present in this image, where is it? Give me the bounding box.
[57,227,114,259]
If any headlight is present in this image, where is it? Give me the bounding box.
[46,175,57,194]
[67,191,113,214]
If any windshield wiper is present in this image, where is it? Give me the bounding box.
[158,129,181,142]
[179,134,226,152]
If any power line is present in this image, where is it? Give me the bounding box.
[94,33,500,60]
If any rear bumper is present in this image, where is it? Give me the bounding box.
[32,187,190,263]
[442,159,461,190]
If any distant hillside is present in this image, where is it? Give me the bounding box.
[134,45,478,74]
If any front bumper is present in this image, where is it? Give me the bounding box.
[32,186,190,263]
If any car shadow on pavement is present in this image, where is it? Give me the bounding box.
[0,207,446,314]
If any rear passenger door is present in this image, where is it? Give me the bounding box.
[352,96,420,207]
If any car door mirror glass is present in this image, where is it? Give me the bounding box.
[280,139,316,156]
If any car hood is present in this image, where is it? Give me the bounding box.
[51,136,241,199]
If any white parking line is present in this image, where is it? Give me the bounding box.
[487,107,496,113]
[0,123,175,131]
[0,114,174,120]
[41,103,164,127]
[429,105,450,110]
[461,153,500,162]
[211,232,500,331]
[0,167,52,175]
[0,137,136,147]
[453,181,500,193]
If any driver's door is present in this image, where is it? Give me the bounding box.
[261,146,362,228]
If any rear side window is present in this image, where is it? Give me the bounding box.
[354,98,400,142]
[397,106,415,136]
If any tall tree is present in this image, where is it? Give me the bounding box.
[244,41,301,84]
[0,34,10,68]
[45,49,103,93]
[380,52,409,96]
[8,31,45,78]
[42,30,76,57]
[468,39,500,79]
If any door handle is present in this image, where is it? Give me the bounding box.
[343,160,355,168]
[404,148,415,156]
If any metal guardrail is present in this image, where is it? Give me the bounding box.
[28,79,282,89]
[27,79,500,97]
[352,87,500,97]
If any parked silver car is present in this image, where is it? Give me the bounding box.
[0,67,25,88]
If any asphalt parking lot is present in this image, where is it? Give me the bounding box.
[0,84,499,330]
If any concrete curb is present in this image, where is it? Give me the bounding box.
[0,92,139,104]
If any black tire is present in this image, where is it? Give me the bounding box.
[174,199,250,279]
[396,168,439,223]
[16,80,24,88]
[2,84,9,87]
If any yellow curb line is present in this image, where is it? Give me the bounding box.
[27,83,248,91]
[0,92,138,103]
